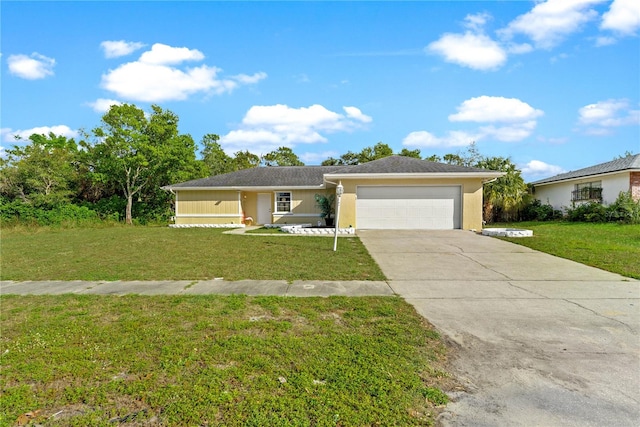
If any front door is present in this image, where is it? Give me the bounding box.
[257,193,272,225]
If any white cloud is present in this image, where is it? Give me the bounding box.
[521,160,566,177]
[138,43,204,65]
[7,53,55,79]
[220,104,372,154]
[595,35,617,46]
[100,43,266,102]
[101,40,146,58]
[1,125,78,143]
[479,121,538,142]
[86,98,122,113]
[600,0,640,35]
[499,0,605,49]
[402,130,479,148]
[505,43,534,54]
[577,99,640,133]
[343,106,373,123]
[427,32,507,70]
[449,96,544,123]
[232,72,268,84]
[404,96,543,149]
[463,12,492,32]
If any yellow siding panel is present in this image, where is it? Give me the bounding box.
[177,190,240,216]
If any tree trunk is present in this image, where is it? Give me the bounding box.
[126,193,133,225]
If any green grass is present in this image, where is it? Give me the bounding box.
[493,222,640,279]
[0,295,452,426]
[0,226,385,281]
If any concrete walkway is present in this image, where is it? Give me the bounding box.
[357,230,640,427]
[0,279,394,297]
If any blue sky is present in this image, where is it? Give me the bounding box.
[2,0,639,181]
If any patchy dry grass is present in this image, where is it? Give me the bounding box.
[1,295,454,426]
[0,226,385,282]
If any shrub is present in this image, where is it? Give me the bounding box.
[521,199,563,221]
[566,201,607,222]
[0,199,101,226]
[606,191,640,224]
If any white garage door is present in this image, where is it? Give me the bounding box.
[356,186,461,230]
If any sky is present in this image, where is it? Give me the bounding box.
[2,0,639,182]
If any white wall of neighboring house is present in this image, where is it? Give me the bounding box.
[534,172,631,211]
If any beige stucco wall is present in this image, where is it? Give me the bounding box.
[335,177,485,230]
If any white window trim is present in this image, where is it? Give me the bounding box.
[274,191,292,214]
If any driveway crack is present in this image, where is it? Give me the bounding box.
[458,252,511,280]
[563,298,636,332]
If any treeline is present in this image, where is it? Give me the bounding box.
[1,103,529,226]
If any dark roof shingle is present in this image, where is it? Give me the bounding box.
[168,166,344,188]
[326,155,494,174]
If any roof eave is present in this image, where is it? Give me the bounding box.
[164,185,328,191]
[324,172,505,180]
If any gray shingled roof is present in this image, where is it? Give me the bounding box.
[326,155,495,174]
[167,165,345,188]
[532,154,640,185]
[165,155,501,189]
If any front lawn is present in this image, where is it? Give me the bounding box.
[0,226,385,282]
[492,222,640,279]
[0,295,452,426]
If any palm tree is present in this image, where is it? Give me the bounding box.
[476,157,527,223]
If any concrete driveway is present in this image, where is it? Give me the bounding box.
[358,230,640,427]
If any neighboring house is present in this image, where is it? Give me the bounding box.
[531,154,640,211]
[162,155,504,231]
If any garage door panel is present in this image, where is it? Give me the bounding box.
[356,186,460,230]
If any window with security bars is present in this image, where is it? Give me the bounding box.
[572,181,602,202]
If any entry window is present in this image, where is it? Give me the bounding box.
[275,192,292,213]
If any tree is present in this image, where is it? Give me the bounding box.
[321,157,341,166]
[424,154,442,162]
[398,148,422,159]
[476,156,527,223]
[443,153,465,165]
[91,103,203,224]
[0,133,79,207]
[321,142,395,166]
[261,146,304,166]
[232,150,261,171]
[201,134,234,176]
[339,151,361,165]
[358,142,393,163]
